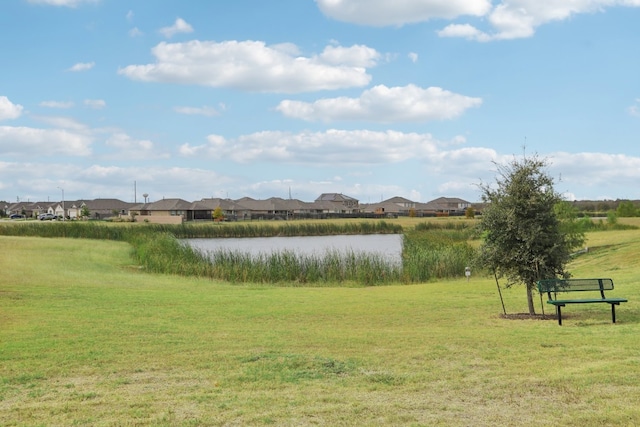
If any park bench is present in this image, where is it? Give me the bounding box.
[537,278,628,326]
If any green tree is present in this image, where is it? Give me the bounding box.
[616,200,637,217]
[478,155,585,315]
[213,207,224,221]
[465,206,475,219]
[81,205,90,218]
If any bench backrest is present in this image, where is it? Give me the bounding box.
[537,278,613,296]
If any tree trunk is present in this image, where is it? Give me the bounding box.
[526,284,536,315]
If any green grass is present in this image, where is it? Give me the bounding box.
[1,230,640,425]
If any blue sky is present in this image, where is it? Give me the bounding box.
[2,0,639,204]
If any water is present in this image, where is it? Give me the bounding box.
[185,234,403,265]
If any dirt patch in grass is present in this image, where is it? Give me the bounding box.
[500,313,557,321]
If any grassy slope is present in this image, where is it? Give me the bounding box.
[1,229,639,426]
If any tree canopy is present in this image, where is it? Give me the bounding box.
[478,155,585,314]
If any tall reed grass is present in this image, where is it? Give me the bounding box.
[402,227,478,282]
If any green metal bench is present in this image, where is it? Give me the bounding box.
[537,278,628,325]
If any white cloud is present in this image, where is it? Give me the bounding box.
[119,41,377,93]
[39,100,74,109]
[0,126,92,156]
[316,1,640,41]
[34,115,88,131]
[27,0,98,7]
[105,133,158,159]
[316,0,492,26]
[408,52,419,63]
[174,106,221,117]
[159,18,194,38]
[437,24,492,42]
[68,62,95,72]
[319,44,381,67]
[84,99,106,109]
[438,0,640,41]
[126,10,134,21]
[129,27,143,37]
[0,96,24,120]
[276,84,482,123]
[180,129,451,164]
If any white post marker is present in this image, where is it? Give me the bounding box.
[465,266,471,282]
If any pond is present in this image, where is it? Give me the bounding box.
[185,234,404,265]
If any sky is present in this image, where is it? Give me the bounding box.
[1,0,639,205]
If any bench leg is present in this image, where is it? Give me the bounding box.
[611,303,617,323]
[557,305,562,326]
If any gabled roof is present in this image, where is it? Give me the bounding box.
[428,197,471,205]
[197,198,250,211]
[315,193,359,203]
[139,198,193,211]
[383,196,414,204]
[83,198,136,211]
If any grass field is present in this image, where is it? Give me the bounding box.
[1,225,639,426]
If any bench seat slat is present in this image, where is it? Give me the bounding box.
[548,298,627,305]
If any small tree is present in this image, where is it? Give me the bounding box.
[478,155,584,315]
[213,207,224,221]
[81,205,90,218]
[465,207,475,219]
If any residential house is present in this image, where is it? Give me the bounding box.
[426,197,472,214]
[194,198,253,221]
[129,198,193,223]
[361,196,416,216]
[315,193,360,213]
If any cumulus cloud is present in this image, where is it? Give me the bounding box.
[84,99,106,109]
[174,106,221,117]
[408,52,419,63]
[316,0,491,26]
[276,84,482,123]
[179,129,456,164]
[129,27,143,37]
[39,100,74,109]
[438,0,640,41]
[437,24,492,42]
[68,62,95,72]
[318,44,381,67]
[159,18,194,38]
[0,126,92,156]
[105,133,158,159]
[316,0,640,41]
[119,40,377,93]
[0,96,24,120]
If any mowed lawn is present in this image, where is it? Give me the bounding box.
[1,228,639,426]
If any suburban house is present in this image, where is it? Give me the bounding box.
[315,193,360,213]
[361,196,416,216]
[360,196,473,217]
[129,198,194,223]
[428,197,473,213]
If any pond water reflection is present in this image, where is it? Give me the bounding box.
[185,234,403,265]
